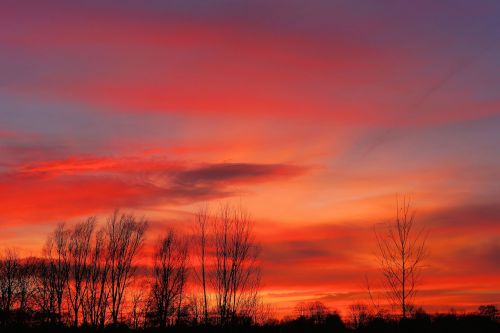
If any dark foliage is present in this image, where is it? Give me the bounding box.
[0,308,498,333]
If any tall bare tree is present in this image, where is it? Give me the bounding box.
[148,230,188,328]
[130,290,145,330]
[375,196,427,318]
[67,218,95,327]
[105,211,148,325]
[176,247,189,324]
[44,223,70,324]
[17,258,36,314]
[0,249,20,325]
[195,206,210,324]
[33,259,56,323]
[84,228,109,328]
[0,250,38,325]
[212,204,260,326]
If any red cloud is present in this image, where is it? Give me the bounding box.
[5,1,498,127]
[1,155,306,223]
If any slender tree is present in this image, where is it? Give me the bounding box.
[195,206,210,324]
[38,223,70,323]
[67,218,95,327]
[212,204,260,326]
[375,196,427,318]
[130,291,144,330]
[0,249,20,325]
[17,257,36,314]
[44,223,70,324]
[105,211,148,325]
[33,259,57,324]
[84,228,110,328]
[149,230,188,328]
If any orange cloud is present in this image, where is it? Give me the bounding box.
[1,155,307,224]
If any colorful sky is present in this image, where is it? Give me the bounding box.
[1,0,499,315]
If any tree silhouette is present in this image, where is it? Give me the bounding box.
[375,196,427,318]
[43,223,70,324]
[105,211,148,325]
[84,227,110,328]
[148,230,188,328]
[0,249,20,325]
[66,217,95,327]
[212,204,260,326]
[195,206,210,325]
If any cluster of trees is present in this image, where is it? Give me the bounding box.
[0,212,148,328]
[279,301,499,333]
[0,205,260,329]
[0,198,498,332]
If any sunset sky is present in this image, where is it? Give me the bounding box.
[1,0,499,315]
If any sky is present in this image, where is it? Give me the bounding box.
[1,0,500,316]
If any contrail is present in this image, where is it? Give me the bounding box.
[353,44,494,162]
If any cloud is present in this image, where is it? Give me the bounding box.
[425,202,500,231]
[3,0,499,126]
[434,238,500,276]
[255,201,500,307]
[0,155,307,223]
[0,140,66,166]
[173,163,305,185]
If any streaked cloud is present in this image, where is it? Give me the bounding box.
[1,0,499,315]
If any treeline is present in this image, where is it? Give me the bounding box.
[0,205,260,329]
[0,203,498,332]
[279,301,500,333]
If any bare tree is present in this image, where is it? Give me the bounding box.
[375,196,427,318]
[0,249,20,325]
[195,206,210,324]
[130,290,145,330]
[254,302,276,326]
[106,211,148,325]
[294,301,329,324]
[176,243,189,325]
[84,228,110,328]
[67,218,95,327]
[349,303,371,329]
[148,230,188,328]
[0,251,38,325]
[44,223,70,324]
[33,259,56,323]
[186,293,203,325]
[212,204,260,326]
[17,258,36,314]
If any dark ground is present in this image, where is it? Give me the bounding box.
[0,312,499,333]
